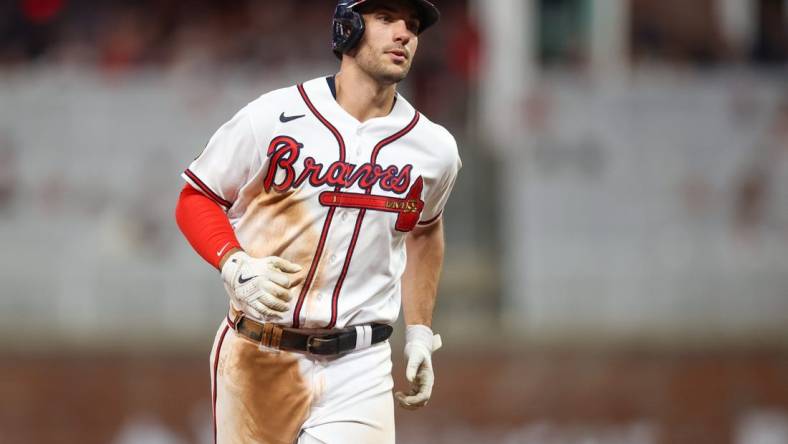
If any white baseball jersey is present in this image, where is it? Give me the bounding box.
[183,76,461,329]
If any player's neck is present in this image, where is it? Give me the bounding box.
[334,68,397,123]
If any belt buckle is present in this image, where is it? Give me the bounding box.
[306,335,336,355]
[306,335,322,354]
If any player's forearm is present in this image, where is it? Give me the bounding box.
[401,220,445,327]
[175,184,241,270]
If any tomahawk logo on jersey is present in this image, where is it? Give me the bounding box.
[182,76,461,330]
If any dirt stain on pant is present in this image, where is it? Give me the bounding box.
[219,332,312,444]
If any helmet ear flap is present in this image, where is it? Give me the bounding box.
[332,2,366,55]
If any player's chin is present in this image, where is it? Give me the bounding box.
[380,63,410,83]
[391,56,412,71]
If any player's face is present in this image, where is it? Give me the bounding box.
[355,0,421,85]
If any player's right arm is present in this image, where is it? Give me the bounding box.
[175,99,302,321]
[175,183,303,321]
[175,183,242,270]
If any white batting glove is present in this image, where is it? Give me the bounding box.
[394,324,442,410]
[220,251,303,321]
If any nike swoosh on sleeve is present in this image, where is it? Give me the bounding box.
[217,242,233,257]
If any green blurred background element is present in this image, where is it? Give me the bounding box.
[0,0,787,443]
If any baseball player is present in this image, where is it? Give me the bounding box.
[175,0,460,442]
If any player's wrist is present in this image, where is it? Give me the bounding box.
[220,250,247,285]
[219,247,244,271]
[405,324,441,353]
[405,324,433,343]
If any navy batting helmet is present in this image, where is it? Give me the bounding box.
[331,0,440,57]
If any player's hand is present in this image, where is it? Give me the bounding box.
[394,324,442,410]
[220,251,303,321]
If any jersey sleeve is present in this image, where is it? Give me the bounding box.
[181,106,263,210]
[418,138,462,227]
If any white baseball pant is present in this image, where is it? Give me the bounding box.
[209,318,395,444]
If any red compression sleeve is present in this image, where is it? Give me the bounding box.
[175,183,241,270]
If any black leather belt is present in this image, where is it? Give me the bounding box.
[227,313,393,356]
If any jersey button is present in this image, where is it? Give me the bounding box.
[329,254,337,263]
[316,293,324,301]
[341,212,349,222]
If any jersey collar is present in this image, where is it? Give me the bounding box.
[302,76,414,130]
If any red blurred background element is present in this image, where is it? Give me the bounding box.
[3,350,788,444]
[21,0,66,24]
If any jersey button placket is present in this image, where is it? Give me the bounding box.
[347,133,363,218]
[341,128,357,198]
[357,128,366,157]
[351,127,364,159]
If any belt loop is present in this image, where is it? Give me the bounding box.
[271,325,283,349]
[261,323,274,348]
[228,308,244,330]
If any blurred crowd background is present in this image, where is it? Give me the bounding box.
[0,0,787,443]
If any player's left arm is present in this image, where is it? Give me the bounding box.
[402,219,444,327]
[395,219,445,410]
[395,127,461,410]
